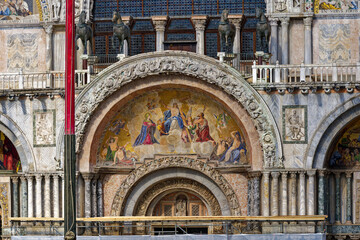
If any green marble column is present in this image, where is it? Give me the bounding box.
[335,172,341,223]
[20,176,28,217]
[346,172,352,223]
[318,171,325,215]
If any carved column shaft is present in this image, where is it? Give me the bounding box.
[53,174,60,218]
[12,177,19,217]
[269,18,278,64]
[83,174,92,218]
[303,17,312,65]
[35,175,42,217]
[280,18,290,65]
[20,176,28,217]
[97,177,104,217]
[290,172,297,215]
[27,176,33,218]
[44,24,53,71]
[271,172,280,216]
[92,177,98,217]
[318,171,325,215]
[307,170,316,215]
[229,16,243,54]
[346,172,352,223]
[281,172,288,216]
[299,172,306,215]
[44,174,51,217]
[152,17,168,52]
[62,175,65,217]
[253,175,260,216]
[192,16,207,55]
[335,173,341,223]
[247,177,253,216]
[262,172,270,216]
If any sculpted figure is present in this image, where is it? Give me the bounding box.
[255,8,270,53]
[112,11,131,54]
[75,11,93,55]
[218,9,235,53]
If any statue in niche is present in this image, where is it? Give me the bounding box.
[218,9,235,54]
[175,196,187,216]
[75,11,93,55]
[255,8,270,53]
[112,11,131,55]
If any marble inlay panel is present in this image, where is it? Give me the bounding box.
[282,105,307,144]
[33,110,56,147]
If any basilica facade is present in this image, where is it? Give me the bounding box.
[0,0,359,239]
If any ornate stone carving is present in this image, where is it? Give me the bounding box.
[0,183,10,226]
[134,178,221,217]
[110,156,241,216]
[74,52,282,168]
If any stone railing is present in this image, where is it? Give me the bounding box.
[252,61,360,84]
[0,69,89,90]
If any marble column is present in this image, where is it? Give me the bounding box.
[35,175,42,217]
[271,172,280,216]
[12,177,19,217]
[262,172,270,216]
[253,174,261,216]
[44,174,51,217]
[318,171,325,215]
[44,24,53,71]
[299,172,306,215]
[307,170,316,215]
[281,172,288,216]
[92,176,98,217]
[27,176,33,218]
[229,15,243,55]
[335,172,341,223]
[247,177,254,216]
[76,173,81,217]
[53,174,60,218]
[97,176,104,217]
[62,174,65,217]
[83,174,92,218]
[346,172,352,223]
[20,176,28,217]
[152,16,168,52]
[269,18,278,64]
[290,172,297,215]
[191,15,208,55]
[280,17,290,65]
[303,17,312,65]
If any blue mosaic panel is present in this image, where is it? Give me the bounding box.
[167,33,195,41]
[218,0,242,13]
[130,35,142,56]
[118,0,143,17]
[193,0,218,15]
[168,0,193,16]
[143,0,167,16]
[94,36,106,54]
[93,0,117,19]
[144,34,156,53]
[132,20,154,31]
[207,19,220,30]
[95,22,113,32]
[206,32,218,58]
[168,19,194,30]
[243,18,258,29]
[242,31,254,54]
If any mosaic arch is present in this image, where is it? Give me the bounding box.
[74,51,283,169]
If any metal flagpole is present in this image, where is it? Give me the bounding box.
[64,0,76,236]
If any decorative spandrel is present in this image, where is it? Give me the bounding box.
[97,89,248,168]
[329,118,360,169]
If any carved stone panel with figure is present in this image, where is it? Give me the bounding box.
[33,110,56,147]
[282,106,307,144]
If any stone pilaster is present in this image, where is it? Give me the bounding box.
[76,172,81,217]
[92,175,98,217]
[253,173,261,216]
[280,17,290,65]
[191,15,208,55]
[335,172,341,223]
[27,176,33,218]
[44,174,51,217]
[247,177,254,216]
[269,18,278,64]
[229,15,243,55]
[262,172,270,216]
[307,170,316,215]
[303,17,312,65]
[318,170,325,215]
[346,172,352,223]
[290,172,297,215]
[35,175,42,217]
[83,173,92,218]
[53,174,60,218]
[281,172,288,216]
[61,174,65,217]
[97,176,104,217]
[151,16,168,52]
[11,177,19,217]
[299,171,306,215]
[271,172,280,216]
[20,176,28,217]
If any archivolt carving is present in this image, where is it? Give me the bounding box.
[110,156,241,216]
[0,183,10,227]
[134,178,221,216]
[75,51,283,168]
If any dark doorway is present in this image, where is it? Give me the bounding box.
[154,227,208,235]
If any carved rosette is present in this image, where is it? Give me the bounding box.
[110,156,241,216]
[0,183,10,227]
[134,178,222,216]
[75,52,282,168]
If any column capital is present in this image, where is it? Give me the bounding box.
[263,171,270,178]
[281,171,288,179]
[345,171,353,178]
[248,171,262,179]
[269,18,279,26]
[289,172,297,179]
[44,174,51,180]
[318,170,326,177]
[82,173,93,181]
[11,176,19,183]
[191,15,208,31]
[35,174,43,180]
[271,171,280,178]
[299,171,306,178]
[43,23,53,35]
[151,16,169,32]
[303,17,313,27]
[228,14,244,28]
[53,174,59,180]
[335,172,341,178]
[307,170,316,177]
[280,17,290,26]
[20,175,27,181]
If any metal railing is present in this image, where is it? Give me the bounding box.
[252,61,360,84]
[0,69,90,90]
